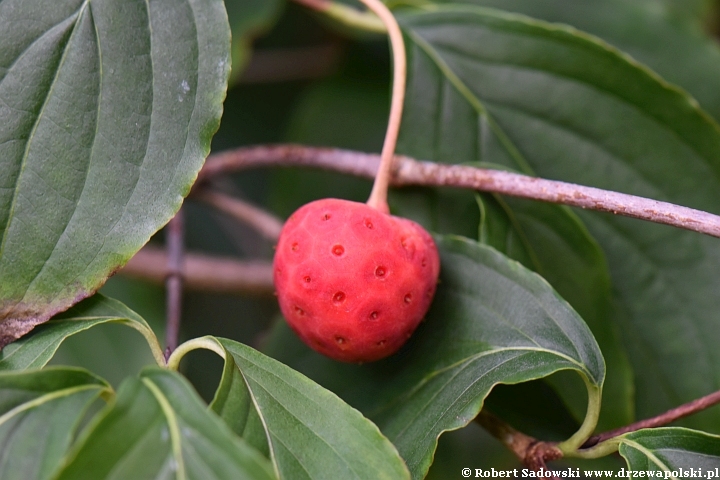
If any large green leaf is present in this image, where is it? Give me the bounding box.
[0,367,109,480]
[210,337,410,480]
[477,193,633,431]
[56,367,275,480]
[265,235,604,479]
[396,4,720,432]
[433,0,720,121]
[618,428,720,472]
[0,293,163,371]
[0,0,230,346]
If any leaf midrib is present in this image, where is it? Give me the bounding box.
[142,377,186,480]
[621,439,674,478]
[0,383,103,428]
[233,353,383,479]
[368,345,589,426]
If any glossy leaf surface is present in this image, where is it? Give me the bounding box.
[0,0,230,345]
[0,368,108,480]
[619,428,720,472]
[212,337,411,480]
[437,0,720,121]
[477,193,633,430]
[397,5,720,431]
[266,235,604,479]
[56,367,275,480]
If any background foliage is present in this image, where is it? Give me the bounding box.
[2,0,720,478]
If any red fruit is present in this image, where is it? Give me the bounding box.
[273,198,440,363]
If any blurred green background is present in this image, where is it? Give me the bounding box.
[48,0,720,475]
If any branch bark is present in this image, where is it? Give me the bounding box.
[192,188,283,240]
[197,145,720,239]
[582,388,720,448]
[476,411,563,475]
[120,246,274,296]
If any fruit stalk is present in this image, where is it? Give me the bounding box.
[359,0,407,213]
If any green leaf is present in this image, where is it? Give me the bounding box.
[265,235,604,479]
[397,4,720,432]
[477,193,633,431]
[0,367,109,480]
[56,367,275,480]
[437,0,720,121]
[227,0,285,84]
[0,0,230,346]
[374,236,604,475]
[619,428,720,472]
[0,294,163,371]
[210,337,410,480]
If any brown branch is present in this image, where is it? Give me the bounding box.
[192,188,283,240]
[582,388,720,448]
[164,211,184,356]
[197,145,720,239]
[476,411,562,475]
[196,144,379,184]
[120,246,274,296]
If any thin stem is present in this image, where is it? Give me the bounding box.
[166,336,226,371]
[567,438,621,460]
[197,145,720,240]
[360,0,406,213]
[120,246,274,295]
[581,388,720,449]
[196,145,380,183]
[476,411,563,473]
[164,211,185,357]
[192,189,283,240]
[124,320,167,367]
[557,380,602,454]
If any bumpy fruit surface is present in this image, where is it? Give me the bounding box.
[273,198,440,362]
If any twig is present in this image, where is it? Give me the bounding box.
[582,388,720,448]
[192,188,283,240]
[476,411,562,475]
[197,145,720,239]
[164,211,185,357]
[196,144,379,183]
[120,246,274,295]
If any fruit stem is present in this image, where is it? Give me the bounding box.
[360,0,407,214]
